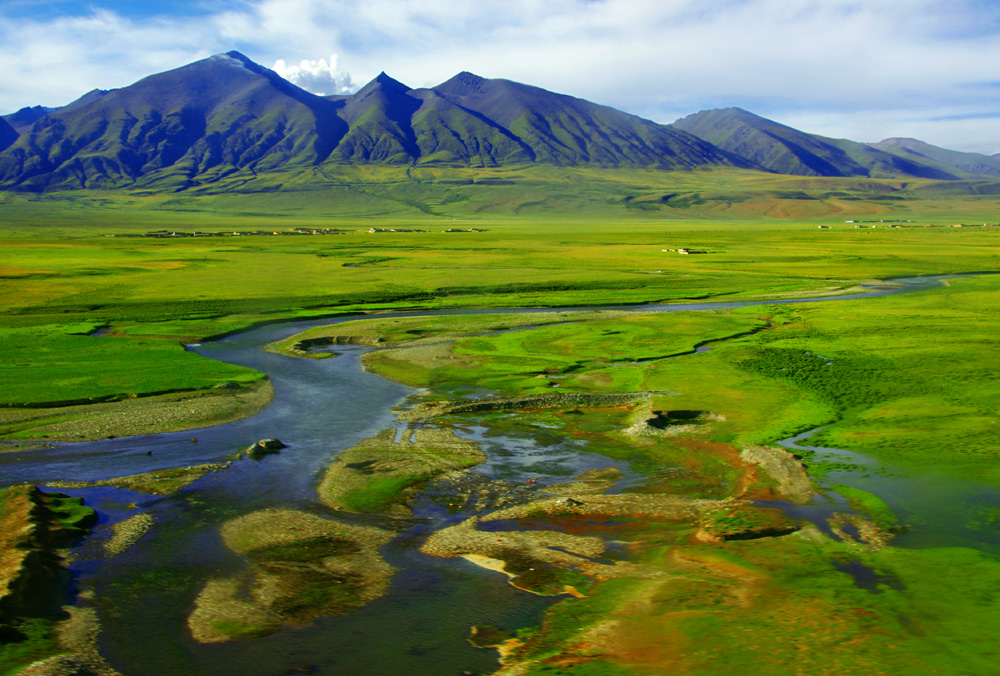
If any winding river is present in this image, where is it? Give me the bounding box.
[1,273,996,676]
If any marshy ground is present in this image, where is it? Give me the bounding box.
[1,211,999,674]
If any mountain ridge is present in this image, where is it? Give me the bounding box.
[671,107,962,180]
[0,52,995,192]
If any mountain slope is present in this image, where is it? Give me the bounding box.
[3,106,53,134]
[0,118,17,152]
[0,52,346,190]
[872,137,1000,178]
[329,72,421,163]
[673,108,958,180]
[0,57,746,190]
[432,72,742,169]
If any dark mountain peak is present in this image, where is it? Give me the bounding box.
[204,51,284,83]
[354,72,411,98]
[114,50,327,111]
[704,106,754,116]
[435,71,491,97]
[223,49,252,62]
[8,105,50,119]
[3,105,53,133]
[871,137,1000,177]
[876,137,922,148]
[675,107,786,130]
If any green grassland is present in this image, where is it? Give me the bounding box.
[1,168,1000,675]
[5,165,1000,225]
[511,535,1000,676]
[0,167,997,416]
[341,275,1000,675]
[360,274,1000,484]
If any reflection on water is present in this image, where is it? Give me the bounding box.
[779,429,1000,555]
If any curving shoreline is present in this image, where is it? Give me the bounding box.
[0,272,965,452]
[0,380,274,444]
[3,272,988,676]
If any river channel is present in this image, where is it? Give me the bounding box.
[1,273,994,676]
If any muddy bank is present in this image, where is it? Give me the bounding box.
[267,334,385,359]
[400,391,676,422]
[0,487,95,622]
[0,381,274,443]
[624,404,727,438]
[267,333,384,359]
[0,488,100,674]
[424,514,658,595]
[18,603,123,676]
[547,468,623,496]
[421,492,728,594]
[739,445,815,504]
[46,462,232,496]
[318,428,486,515]
[189,509,395,644]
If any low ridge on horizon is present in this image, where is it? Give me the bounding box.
[0,51,997,192]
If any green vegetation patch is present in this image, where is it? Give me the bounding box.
[828,484,898,528]
[0,617,61,676]
[732,276,1000,482]
[189,509,396,643]
[46,462,231,495]
[318,429,486,514]
[0,324,261,406]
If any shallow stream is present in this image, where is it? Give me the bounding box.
[0,273,992,675]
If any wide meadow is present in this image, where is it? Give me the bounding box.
[1,172,999,676]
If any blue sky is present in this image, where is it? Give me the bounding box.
[2,0,1000,154]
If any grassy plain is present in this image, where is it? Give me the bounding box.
[333,275,1000,674]
[1,168,999,674]
[0,167,998,431]
[359,274,1000,484]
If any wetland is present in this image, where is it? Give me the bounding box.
[1,214,999,676]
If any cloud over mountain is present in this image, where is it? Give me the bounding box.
[2,1,1000,153]
[272,55,356,96]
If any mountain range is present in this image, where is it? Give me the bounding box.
[1,51,997,192]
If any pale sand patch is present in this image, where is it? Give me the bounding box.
[104,513,153,557]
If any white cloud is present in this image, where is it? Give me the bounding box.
[271,55,355,95]
[1,0,999,153]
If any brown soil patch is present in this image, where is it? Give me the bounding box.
[740,445,815,504]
